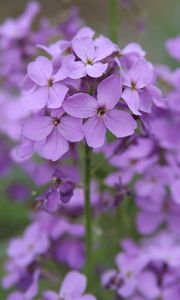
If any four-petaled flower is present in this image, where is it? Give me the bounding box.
[22,108,84,161]
[23,56,69,110]
[43,271,96,300]
[64,75,137,148]
[68,37,114,78]
[122,59,153,115]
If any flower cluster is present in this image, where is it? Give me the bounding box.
[16,25,163,162]
[102,231,180,299]
[3,212,86,295]
[1,2,180,300]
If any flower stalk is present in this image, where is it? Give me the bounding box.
[84,142,93,289]
[109,0,119,43]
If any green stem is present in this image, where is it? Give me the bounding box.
[109,0,119,43]
[84,143,93,288]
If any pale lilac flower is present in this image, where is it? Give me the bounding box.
[166,36,180,61]
[136,197,180,235]
[135,165,171,202]
[106,138,156,184]
[122,59,153,115]
[0,2,40,40]
[64,75,136,148]
[115,252,147,297]
[23,56,69,110]
[42,271,96,300]
[22,108,84,161]
[7,223,49,267]
[118,43,146,69]
[68,36,114,78]
[120,43,146,58]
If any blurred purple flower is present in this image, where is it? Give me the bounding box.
[42,271,96,300]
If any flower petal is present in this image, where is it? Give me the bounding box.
[78,296,97,300]
[59,271,87,298]
[68,62,86,79]
[7,292,24,300]
[44,189,60,213]
[103,109,136,137]
[25,270,40,299]
[22,117,53,141]
[136,211,163,234]
[86,62,108,78]
[139,89,153,113]
[84,116,106,148]
[94,36,115,61]
[27,56,52,86]
[58,115,84,142]
[63,93,97,118]
[122,88,141,115]
[72,37,95,62]
[171,179,180,204]
[14,140,34,161]
[138,271,160,298]
[97,75,122,109]
[22,87,48,111]
[42,128,69,161]
[64,56,86,79]
[166,36,180,61]
[42,291,59,300]
[48,83,69,109]
[129,59,153,89]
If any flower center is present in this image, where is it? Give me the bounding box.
[131,81,137,90]
[52,176,62,185]
[130,159,137,166]
[48,78,53,87]
[53,118,60,126]
[86,58,93,65]
[97,106,107,116]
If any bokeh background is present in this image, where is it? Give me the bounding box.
[0,0,180,297]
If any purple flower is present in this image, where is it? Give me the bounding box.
[23,56,69,110]
[137,271,160,299]
[106,138,157,184]
[136,197,180,235]
[42,271,96,300]
[59,6,83,40]
[135,165,171,202]
[7,223,49,267]
[115,252,147,297]
[64,75,136,148]
[22,108,84,160]
[0,2,40,40]
[68,36,114,78]
[37,169,75,213]
[7,270,39,300]
[122,59,153,115]
[166,36,180,61]
[54,238,85,269]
